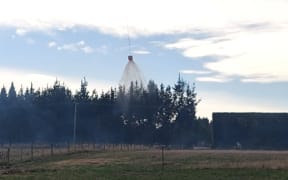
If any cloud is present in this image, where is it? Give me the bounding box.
[49,40,94,54]
[0,69,57,91]
[166,29,288,83]
[2,0,288,84]
[0,68,115,93]
[180,70,211,75]
[204,31,288,82]
[241,76,278,83]
[196,76,231,83]
[15,29,28,36]
[48,41,57,47]
[132,50,151,55]
[80,45,94,54]
[48,41,109,54]
[197,91,288,119]
[1,0,288,37]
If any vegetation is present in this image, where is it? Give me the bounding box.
[0,76,210,146]
[1,75,287,149]
[2,150,288,179]
[213,113,288,149]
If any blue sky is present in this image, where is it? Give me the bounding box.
[0,0,288,119]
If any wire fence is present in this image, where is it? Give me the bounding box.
[0,143,154,163]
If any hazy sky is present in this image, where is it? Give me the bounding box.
[0,0,288,118]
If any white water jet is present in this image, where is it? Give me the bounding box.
[120,55,146,89]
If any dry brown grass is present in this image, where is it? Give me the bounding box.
[3,146,288,172]
[160,150,288,169]
[49,149,288,170]
[54,158,114,166]
[3,149,288,179]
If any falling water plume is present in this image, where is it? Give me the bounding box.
[120,55,146,89]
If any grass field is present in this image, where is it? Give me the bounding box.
[2,149,288,179]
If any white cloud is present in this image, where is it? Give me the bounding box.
[166,30,288,83]
[81,46,94,54]
[0,68,115,93]
[48,41,57,47]
[204,31,288,82]
[15,29,27,36]
[197,91,288,119]
[49,41,107,54]
[180,70,211,75]
[0,0,288,36]
[2,0,288,83]
[51,40,94,54]
[196,76,231,83]
[241,76,278,83]
[0,69,57,91]
[77,41,85,46]
[132,50,151,55]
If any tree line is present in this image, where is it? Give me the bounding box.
[212,113,288,149]
[0,76,211,146]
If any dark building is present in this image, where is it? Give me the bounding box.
[212,113,288,149]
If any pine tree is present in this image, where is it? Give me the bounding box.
[172,75,200,146]
[8,82,17,102]
[75,77,89,103]
[0,86,7,103]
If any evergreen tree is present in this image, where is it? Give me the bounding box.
[0,75,211,146]
[75,77,89,103]
[8,82,17,102]
[172,76,200,146]
[18,85,25,101]
[0,86,7,103]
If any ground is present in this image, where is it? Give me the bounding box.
[1,149,288,179]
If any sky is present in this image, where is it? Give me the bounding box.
[0,0,288,119]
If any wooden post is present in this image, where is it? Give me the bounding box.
[41,145,44,157]
[50,144,54,156]
[67,142,70,153]
[20,147,23,161]
[161,146,165,171]
[7,148,10,163]
[31,143,34,160]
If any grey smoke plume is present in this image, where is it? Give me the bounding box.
[120,56,146,89]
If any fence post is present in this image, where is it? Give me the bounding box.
[50,144,54,156]
[7,148,10,163]
[41,145,44,157]
[67,142,70,153]
[31,143,34,160]
[161,146,165,171]
[20,147,23,161]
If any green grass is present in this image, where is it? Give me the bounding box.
[2,150,288,179]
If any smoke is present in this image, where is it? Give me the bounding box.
[120,57,146,89]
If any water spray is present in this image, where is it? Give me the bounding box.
[119,55,146,89]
